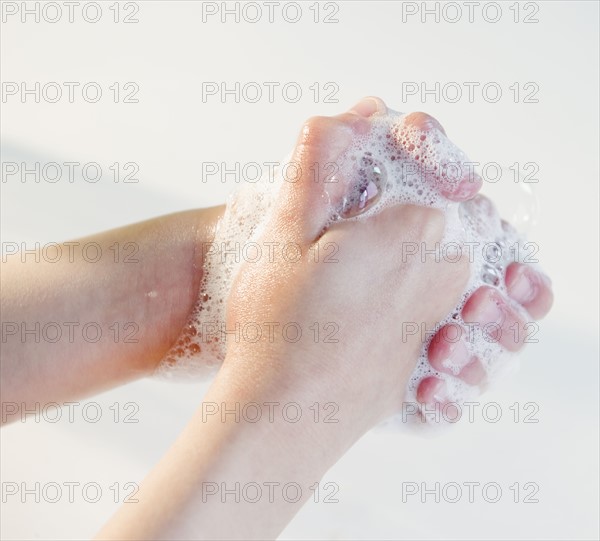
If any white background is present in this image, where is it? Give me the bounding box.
[1,1,598,539]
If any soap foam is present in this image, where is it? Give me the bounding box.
[156,109,532,428]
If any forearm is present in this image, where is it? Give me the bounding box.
[95,352,365,541]
[1,206,223,421]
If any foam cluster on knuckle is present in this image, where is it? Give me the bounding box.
[155,109,540,432]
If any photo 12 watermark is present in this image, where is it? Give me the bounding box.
[201,480,339,504]
[201,81,339,104]
[1,400,140,424]
[401,480,540,503]
[2,161,140,184]
[400,400,541,425]
[201,400,340,424]
[2,241,140,264]
[400,81,540,104]
[1,82,140,103]
[200,2,340,24]
[1,321,140,344]
[399,2,540,24]
[1,1,140,23]
[2,481,139,504]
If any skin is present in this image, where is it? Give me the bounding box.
[1,97,553,539]
[1,206,223,415]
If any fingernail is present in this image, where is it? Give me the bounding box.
[430,379,449,403]
[509,267,537,304]
[442,339,472,372]
[474,292,506,327]
[417,377,461,423]
[417,376,448,406]
[350,97,382,118]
